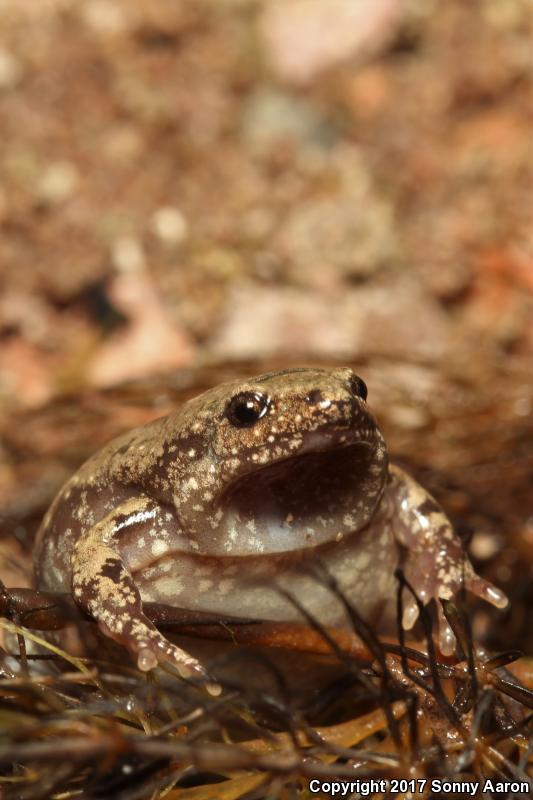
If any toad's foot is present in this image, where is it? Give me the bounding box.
[72,505,220,694]
[401,555,508,656]
[389,465,508,656]
[96,606,206,676]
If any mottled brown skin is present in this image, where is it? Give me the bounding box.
[34,368,507,682]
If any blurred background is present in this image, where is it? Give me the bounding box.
[0,0,531,408]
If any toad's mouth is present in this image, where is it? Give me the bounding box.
[214,434,386,557]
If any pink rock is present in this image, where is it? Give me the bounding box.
[88,272,195,387]
[260,0,405,86]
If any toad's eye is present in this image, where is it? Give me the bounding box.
[226,392,270,427]
[349,375,368,401]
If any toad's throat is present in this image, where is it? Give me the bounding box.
[217,440,386,556]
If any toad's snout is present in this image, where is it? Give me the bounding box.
[300,373,374,442]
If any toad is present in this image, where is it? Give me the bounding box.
[34,368,507,681]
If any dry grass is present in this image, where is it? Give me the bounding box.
[0,573,532,800]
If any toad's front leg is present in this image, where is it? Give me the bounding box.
[71,496,209,682]
[387,465,508,655]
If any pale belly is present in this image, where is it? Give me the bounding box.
[133,523,400,630]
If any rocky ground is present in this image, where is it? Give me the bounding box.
[0,0,531,408]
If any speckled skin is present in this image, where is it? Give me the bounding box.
[34,367,507,681]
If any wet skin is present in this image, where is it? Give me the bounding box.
[34,367,507,682]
